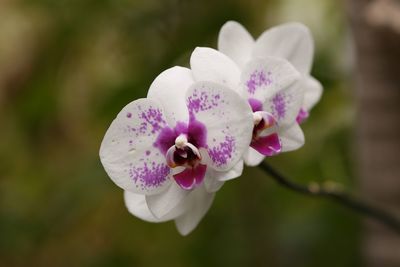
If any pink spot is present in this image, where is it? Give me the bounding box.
[208,136,235,167]
[139,107,166,134]
[251,133,281,156]
[173,164,207,190]
[126,112,132,118]
[271,93,286,120]
[296,108,309,124]
[129,162,170,189]
[187,89,221,115]
[248,98,263,112]
[246,70,272,94]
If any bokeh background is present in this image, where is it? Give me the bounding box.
[2,0,399,266]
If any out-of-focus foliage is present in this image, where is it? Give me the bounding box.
[0,0,359,266]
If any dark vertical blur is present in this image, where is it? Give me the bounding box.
[348,0,400,266]
[0,0,359,266]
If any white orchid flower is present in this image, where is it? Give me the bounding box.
[218,21,323,124]
[190,47,303,166]
[100,66,253,235]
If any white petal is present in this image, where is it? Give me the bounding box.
[147,66,194,125]
[204,173,225,193]
[254,22,314,75]
[262,79,304,126]
[303,75,323,111]
[279,123,305,152]
[218,21,255,69]
[146,182,189,218]
[243,147,265,166]
[186,81,253,171]
[214,159,244,181]
[124,191,183,223]
[190,47,241,93]
[100,98,171,195]
[174,185,215,236]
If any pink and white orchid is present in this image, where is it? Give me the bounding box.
[100,66,253,235]
[190,47,304,166]
[218,21,323,124]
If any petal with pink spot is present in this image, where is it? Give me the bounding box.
[185,81,253,171]
[100,98,172,195]
[263,80,303,126]
[147,66,194,125]
[241,58,301,106]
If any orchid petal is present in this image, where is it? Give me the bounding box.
[186,81,253,171]
[254,22,314,75]
[100,98,171,195]
[147,66,194,125]
[303,75,323,111]
[145,182,189,219]
[243,147,265,166]
[190,47,241,93]
[262,79,304,127]
[279,123,305,152]
[241,57,301,107]
[204,174,225,193]
[214,159,244,181]
[218,21,255,69]
[124,191,184,222]
[174,185,215,236]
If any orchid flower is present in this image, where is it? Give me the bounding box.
[99,66,253,235]
[190,47,303,166]
[218,21,323,124]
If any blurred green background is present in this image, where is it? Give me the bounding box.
[0,0,358,266]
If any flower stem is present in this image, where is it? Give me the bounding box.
[259,161,400,234]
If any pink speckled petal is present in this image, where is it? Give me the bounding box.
[147,66,194,125]
[173,164,207,190]
[190,47,241,93]
[254,22,314,75]
[263,77,304,126]
[100,99,171,195]
[174,185,215,236]
[186,81,253,171]
[241,57,301,106]
[218,21,255,69]
[251,133,282,156]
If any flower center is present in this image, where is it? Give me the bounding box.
[250,111,282,157]
[253,111,263,126]
[167,134,201,167]
[166,134,206,190]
